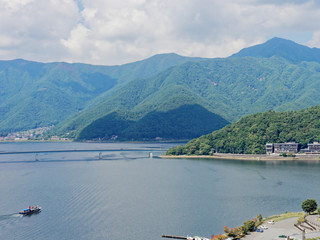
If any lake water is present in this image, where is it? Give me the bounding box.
[1,142,320,240]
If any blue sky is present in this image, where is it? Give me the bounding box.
[0,0,319,65]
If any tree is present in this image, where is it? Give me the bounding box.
[301,199,318,214]
[257,214,263,222]
[242,220,256,234]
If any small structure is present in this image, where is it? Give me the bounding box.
[265,143,274,155]
[301,142,320,153]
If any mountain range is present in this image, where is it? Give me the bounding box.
[1,37,320,140]
[0,54,202,133]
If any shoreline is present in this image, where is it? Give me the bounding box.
[161,153,320,161]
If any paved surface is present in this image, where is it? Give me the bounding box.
[242,217,301,240]
[241,215,320,240]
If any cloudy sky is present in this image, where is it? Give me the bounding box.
[1,0,320,65]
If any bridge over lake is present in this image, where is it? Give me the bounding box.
[0,148,167,155]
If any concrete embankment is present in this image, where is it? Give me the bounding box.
[161,153,320,161]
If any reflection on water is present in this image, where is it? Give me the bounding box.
[0,142,320,240]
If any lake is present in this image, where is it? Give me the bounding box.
[0,142,320,240]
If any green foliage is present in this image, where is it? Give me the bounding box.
[301,199,318,214]
[242,220,256,234]
[280,153,296,157]
[4,39,320,143]
[59,53,320,140]
[297,214,306,224]
[257,214,263,222]
[223,226,243,238]
[77,104,229,140]
[0,54,201,133]
[167,105,320,155]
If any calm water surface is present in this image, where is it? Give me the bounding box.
[0,142,320,240]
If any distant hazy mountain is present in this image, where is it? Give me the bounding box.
[0,54,203,132]
[231,37,320,63]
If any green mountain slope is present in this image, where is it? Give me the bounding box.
[77,104,229,140]
[0,54,202,132]
[231,37,320,64]
[166,105,320,155]
[3,37,320,141]
[57,55,320,140]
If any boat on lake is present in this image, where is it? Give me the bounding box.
[19,205,41,215]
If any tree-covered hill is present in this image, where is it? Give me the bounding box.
[0,54,202,132]
[56,55,320,140]
[166,105,320,155]
[77,104,229,140]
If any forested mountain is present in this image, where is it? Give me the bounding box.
[166,105,320,155]
[77,105,229,140]
[231,37,320,64]
[2,37,320,141]
[56,55,320,140]
[0,54,202,132]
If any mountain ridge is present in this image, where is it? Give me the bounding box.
[57,55,320,140]
[0,53,204,132]
[231,37,320,63]
[2,37,320,141]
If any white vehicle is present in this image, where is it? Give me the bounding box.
[260,225,268,229]
[268,220,274,224]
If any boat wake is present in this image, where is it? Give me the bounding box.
[0,213,22,221]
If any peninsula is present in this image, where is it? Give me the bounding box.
[165,105,320,157]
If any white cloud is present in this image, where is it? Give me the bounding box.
[308,31,320,47]
[0,0,320,65]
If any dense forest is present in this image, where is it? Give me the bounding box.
[0,54,201,132]
[3,38,320,142]
[57,55,320,140]
[166,105,320,155]
[77,104,229,140]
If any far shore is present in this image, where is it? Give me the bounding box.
[161,153,320,161]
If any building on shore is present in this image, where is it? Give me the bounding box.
[274,142,299,153]
[265,143,274,155]
[265,142,299,154]
[301,142,320,153]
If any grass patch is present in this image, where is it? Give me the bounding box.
[264,212,305,223]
